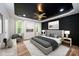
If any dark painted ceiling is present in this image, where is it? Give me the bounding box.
[14,3,73,20]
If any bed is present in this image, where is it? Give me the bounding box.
[31,30,64,55]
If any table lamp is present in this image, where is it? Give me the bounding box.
[64,31,70,38]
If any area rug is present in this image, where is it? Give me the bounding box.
[24,40,70,56]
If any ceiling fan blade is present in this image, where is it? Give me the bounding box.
[41,13,46,16]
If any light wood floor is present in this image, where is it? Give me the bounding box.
[17,42,31,56]
[17,41,79,56]
[66,46,79,56]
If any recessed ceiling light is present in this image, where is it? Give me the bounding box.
[23,14,26,17]
[60,8,64,12]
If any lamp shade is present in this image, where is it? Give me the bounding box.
[64,31,70,34]
[42,30,45,32]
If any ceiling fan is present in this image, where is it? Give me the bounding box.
[34,13,46,20]
[34,3,46,20]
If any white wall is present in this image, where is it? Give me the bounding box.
[8,17,16,38]
[23,20,41,40]
[0,3,9,42]
[0,3,15,42]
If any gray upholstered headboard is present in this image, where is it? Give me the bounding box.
[46,30,64,38]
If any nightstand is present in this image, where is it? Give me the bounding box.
[62,37,72,47]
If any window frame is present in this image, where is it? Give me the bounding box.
[0,13,3,34]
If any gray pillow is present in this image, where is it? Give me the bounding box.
[57,35,61,38]
[54,35,58,38]
[49,34,54,37]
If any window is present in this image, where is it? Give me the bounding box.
[0,13,3,33]
[16,20,23,34]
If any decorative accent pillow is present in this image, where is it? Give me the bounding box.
[49,34,54,37]
[57,36,61,38]
[54,35,58,38]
